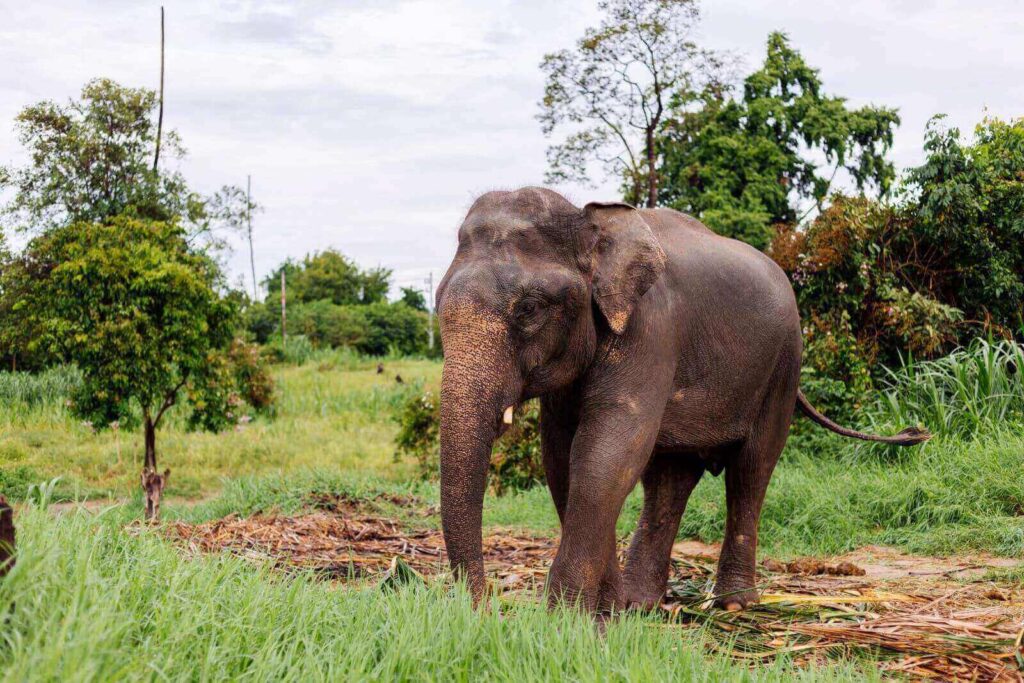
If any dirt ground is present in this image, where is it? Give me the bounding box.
[162,494,1024,681]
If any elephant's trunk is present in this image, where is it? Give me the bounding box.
[439,314,518,602]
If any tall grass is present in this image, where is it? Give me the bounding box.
[0,508,874,682]
[0,366,82,425]
[870,338,1024,439]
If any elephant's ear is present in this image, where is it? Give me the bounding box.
[583,202,666,335]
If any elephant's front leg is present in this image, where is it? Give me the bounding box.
[540,391,580,526]
[546,401,665,613]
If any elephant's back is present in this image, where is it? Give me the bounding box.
[641,208,798,330]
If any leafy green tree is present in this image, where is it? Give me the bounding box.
[538,0,725,207]
[658,32,900,248]
[400,286,427,312]
[12,217,243,518]
[265,249,392,306]
[902,116,1024,329]
[0,78,250,247]
[358,302,427,356]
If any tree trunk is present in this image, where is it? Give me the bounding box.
[645,126,658,209]
[141,417,169,521]
[0,495,14,578]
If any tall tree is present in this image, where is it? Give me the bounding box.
[538,0,724,207]
[0,78,249,248]
[11,217,246,519]
[658,32,900,248]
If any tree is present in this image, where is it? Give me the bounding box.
[538,0,724,207]
[901,116,1024,330]
[400,286,427,312]
[13,217,242,519]
[658,32,900,248]
[264,249,392,306]
[0,78,249,248]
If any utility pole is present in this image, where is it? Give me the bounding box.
[425,271,434,350]
[246,175,257,300]
[280,270,287,349]
[153,6,165,172]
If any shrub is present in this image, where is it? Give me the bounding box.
[356,302,427,356]
[394,394,544,495]
[393,391,440,480]
[489,402,544,495]
[228,339,275,411]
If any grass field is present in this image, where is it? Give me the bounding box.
[1,348,1023,680]
[0,354,442,501]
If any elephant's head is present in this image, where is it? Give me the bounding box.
[435,187,666,598]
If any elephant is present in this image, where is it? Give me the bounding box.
[435,187,929,613]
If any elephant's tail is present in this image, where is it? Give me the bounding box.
[796,390,931,445]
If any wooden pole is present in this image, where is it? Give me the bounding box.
[247,175,257,300]
[280,271,287,349]
[153,6,165,172]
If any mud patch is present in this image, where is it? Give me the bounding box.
[162,507,1024,681]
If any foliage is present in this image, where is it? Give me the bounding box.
[489,402,545,495]
[538,0,725,207]
[0,79,255,372]
[399,286,427,312]
[797,311,875,427]
[228,339,275,411]
[266,249,390,307]
[658,32,900,249]
[0,78,251,247]
[393,391,440,479]
[394,394,545,494]
[769,117,1024,410]
[254,299,429,358]
[358,302,428,356]
[7,216,251,471]
[901,116,1024,331]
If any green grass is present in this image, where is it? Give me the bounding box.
[0,507,876,682]
[0,353,441,501]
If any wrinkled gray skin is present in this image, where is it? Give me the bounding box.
[436,187,927,613]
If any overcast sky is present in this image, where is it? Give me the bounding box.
[2,0,1022,298]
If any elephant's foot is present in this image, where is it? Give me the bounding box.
[712,579,759,611]
[596,572,625,614]
[621,574,668,611]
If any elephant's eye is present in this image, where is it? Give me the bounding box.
[515,297,545,321]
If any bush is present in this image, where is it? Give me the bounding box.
[228,339,275,411]
[251,300,429,358]
[356,302,427,356]
[490,402,544,495]
[393,392,440,480]
[394,394,544,495]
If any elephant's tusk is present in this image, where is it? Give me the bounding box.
[502,405,514,425]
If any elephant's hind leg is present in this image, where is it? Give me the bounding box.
[713,366,798,610]
[622,455,705,609]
